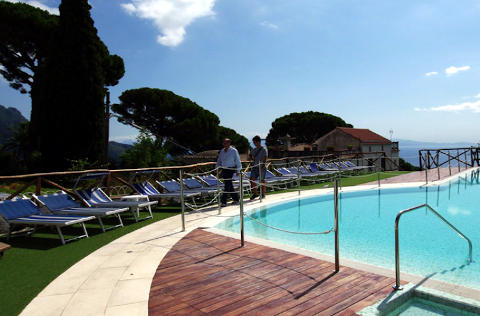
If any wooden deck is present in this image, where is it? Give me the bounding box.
[149,229,400,315]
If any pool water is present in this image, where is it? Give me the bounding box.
[386,298,479,316]
[215,170,480,289]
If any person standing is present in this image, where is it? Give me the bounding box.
[216,138,242,207]
[249,135,267,200]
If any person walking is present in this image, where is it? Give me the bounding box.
[216,138,242,207]
[249,135,267,200]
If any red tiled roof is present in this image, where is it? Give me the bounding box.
[337,127,391,144]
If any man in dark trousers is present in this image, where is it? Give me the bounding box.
[216,138,242,207]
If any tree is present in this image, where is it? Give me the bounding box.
[0,1,124,171]
[0,2,58,94]
[266,111,353,147]
[121,130,167,168]
[217,126,249,153]
[30,0,124,170]
[113,88,222,153]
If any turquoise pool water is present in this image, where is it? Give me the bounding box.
[215,170,480,289]
[385,298,479,316]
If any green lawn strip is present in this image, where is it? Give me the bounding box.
[266,171,411,195]
[0,207,179,316]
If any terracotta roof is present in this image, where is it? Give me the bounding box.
[337,127,391,144]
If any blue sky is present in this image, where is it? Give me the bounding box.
[2,0,480,144]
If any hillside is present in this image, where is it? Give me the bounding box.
[109,141,132,167]
[0,104,28,144]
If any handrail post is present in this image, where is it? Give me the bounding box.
[448,150,452,176]
[334,179,340,272]
[217,168,221,214]
[394,203,473,290]
[259,162,263,202]
[425,167,428,184]
[377,161,381,188]
[240,172,245,247]
[179,169,186,232]
[457,150,461,173]
[297,161,301,195]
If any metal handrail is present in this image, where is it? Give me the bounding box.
[393,203,473,290]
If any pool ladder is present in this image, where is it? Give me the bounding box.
[393,203,473,290]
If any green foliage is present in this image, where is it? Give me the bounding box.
[113,88,222,153]
[217,126,249,153]
[0,2,58,94]
[266,111,353,147]
[0,1,125,172]
[120,131,167,168]
[399,158,420,171]
[28,0,124,171]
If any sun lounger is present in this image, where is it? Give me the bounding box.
[319,162,340,171]
[76,188,157,222]
[198,175,224,188]
[33,192,129,232]
[274,167,297,178]
[344,160,370,170]
[157,180,214,196]
[133,181,200,200]
[180,178,219,194]
[0,198,94,244]
[309,163,337,175]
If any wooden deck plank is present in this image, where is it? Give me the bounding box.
[148,229,398,316]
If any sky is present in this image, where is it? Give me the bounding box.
[2,0,480,144]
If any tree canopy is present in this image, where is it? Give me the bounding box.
[0,1,124,171]
[113,88,248,154]
[0,2,58,94]
[266,111,353,147]
[217,126,249,153]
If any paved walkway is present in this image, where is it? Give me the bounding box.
[19,168,480,316]
[368,167,471,185]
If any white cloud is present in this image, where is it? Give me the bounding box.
[445,65,470,76]
[474,93,480,99]
[3,0,59,15]
[415,99,480,113]
[121,0,216,47]
[425,71,438,76]
[260,21,279,30]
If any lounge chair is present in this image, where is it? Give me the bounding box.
[320,162,340,171]
[0,198,94,244]
[274,167,297,178]
[33,192,129,232]
[133,181,200,200]
[180,178,219,194]
[198,175,224,188]
[309,163,337,175]
[286,167,318,178]
[157,179,214,196]
[76,188,157,222]
[344,160,370,171]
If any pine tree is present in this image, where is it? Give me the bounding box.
[35,0,107,170]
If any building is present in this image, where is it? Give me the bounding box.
[313,127,399,170]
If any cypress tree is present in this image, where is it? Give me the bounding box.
[36,0,106,170]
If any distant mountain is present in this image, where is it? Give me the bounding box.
[0,104,28,144]
[108,141,132,167]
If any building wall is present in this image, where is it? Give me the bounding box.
[314,130,362,151]
[361,144,399,170]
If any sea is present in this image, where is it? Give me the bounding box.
[397,140,477,167]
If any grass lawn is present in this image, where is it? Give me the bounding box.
[0,206,179,316]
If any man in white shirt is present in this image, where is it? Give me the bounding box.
[216,138,242,206]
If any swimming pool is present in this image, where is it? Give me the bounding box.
[215,170,480,290]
